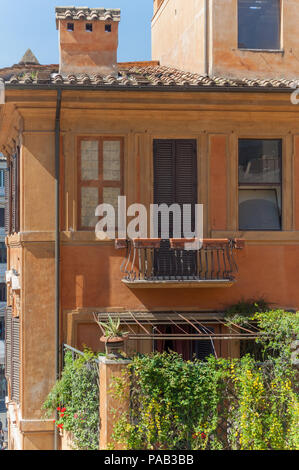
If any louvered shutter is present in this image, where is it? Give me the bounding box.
[153,140,198,277]
[11,154,16,234]
[11,317,20,403]
[15,148,20,233]
[5,307,12,379]
[175,140,197,233]
[175,140,198,275]
[4,167,10,235]
[191,327,215,360]
[153,140,176,276]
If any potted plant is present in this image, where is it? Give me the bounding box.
[94,314,128,358]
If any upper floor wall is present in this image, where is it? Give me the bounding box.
[152,0,299,79]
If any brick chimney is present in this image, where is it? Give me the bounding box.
[55,7,121,75]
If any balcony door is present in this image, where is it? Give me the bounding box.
[153,139,197,278]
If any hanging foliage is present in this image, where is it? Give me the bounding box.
[43,350,100,450]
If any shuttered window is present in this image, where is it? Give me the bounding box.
[5,307,20,403]
[5,149,20,235]
[78,137,124,230]
[4,167,10,235]
[153,139,197,233]
[5,307,12,380]
[153,140,198,276]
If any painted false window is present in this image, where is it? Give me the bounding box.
[78,137,123,230]
[238,139,282,230]
[238,0,281,50]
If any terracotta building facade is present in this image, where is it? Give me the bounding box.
[0,1,299,449]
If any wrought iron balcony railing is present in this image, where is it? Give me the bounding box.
[115,238,244,288]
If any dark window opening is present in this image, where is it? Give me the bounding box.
[238,139,282,231]
[238,0,281,50]
[0,242,6,264]
[105,24,112,33]
[86,23,93,32]
[0,318,4,340]
[0,170,4,188]
[240,340,264,361]
[0,284,6,302]
[67,23,74,31]
[155,325,215,361]
[0,208,4,228]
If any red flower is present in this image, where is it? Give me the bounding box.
[60,413,65,418]
[61,407,66,412]
[53,420,56,423]
[192,433,197,439]
[201,432,206,440]
[57,407,61,411]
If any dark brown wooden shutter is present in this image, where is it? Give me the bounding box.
[11,154,16,234]
[175,140,197,233]
[153,139,197,233]
[154,140,176,209]
[11,317,20,403]
[191,327,215,360]
[5,307,12,379]
[5,307,20,402]
[153,140,198,277]
[153,140,176,275]
[13,148,20,234]
[4,167,11,235]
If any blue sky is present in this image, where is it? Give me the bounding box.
[0,0,153,68]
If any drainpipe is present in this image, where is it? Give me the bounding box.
[204,0,209,76]
[54,88,62,451]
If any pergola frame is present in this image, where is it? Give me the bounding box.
[93,311,262,341]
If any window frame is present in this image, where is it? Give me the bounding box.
[77,136,124,231]
[238,138,283,232]
[237,0,282,52]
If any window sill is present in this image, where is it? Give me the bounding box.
[238,48,284,53]
[211,230,299,244]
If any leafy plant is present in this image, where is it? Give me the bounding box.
[94,314,128,339]
[43,349,100,450]
[110,309,299,451]
[225,299,270,325]
[253,309,299,360]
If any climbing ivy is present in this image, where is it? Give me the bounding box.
[110,309,299,450]
[43,350,100,450]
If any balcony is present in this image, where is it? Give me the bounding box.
[115,238,244,288]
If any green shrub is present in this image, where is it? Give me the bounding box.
[43,349,100,450]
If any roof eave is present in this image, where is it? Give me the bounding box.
[3,84,294,93]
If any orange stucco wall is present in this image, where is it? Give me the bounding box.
[61,244,299,314]
[152,0,206,74]
[58,18,119,75]
[2,86,299,449]
[152,0,299,79]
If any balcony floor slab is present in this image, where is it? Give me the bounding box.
[122,279,235,289]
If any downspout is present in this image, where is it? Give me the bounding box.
[54,88,62,451]
[204,0,209,76]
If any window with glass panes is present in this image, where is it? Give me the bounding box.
[238,139,282,231]
[238,0,281,50]
[78,137,123,230]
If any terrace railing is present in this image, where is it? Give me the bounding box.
[115,238,244,288]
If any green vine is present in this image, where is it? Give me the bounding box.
[42,309,299,451]
[110,309,299,450]
[43,349,100,450]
